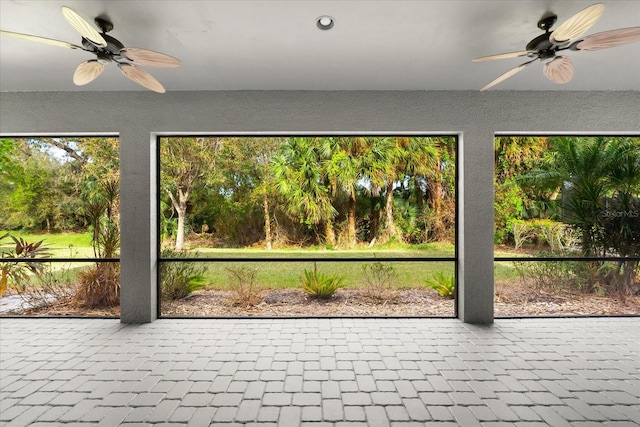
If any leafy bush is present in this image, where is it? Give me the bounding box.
[425,271,455,298]
[494,179,525,244]
[513,257,578,294]
[226,266,263,307]
[361,261,399,302]
[301,263,344,299]
[1,233,51,295]
[159,249,206,301]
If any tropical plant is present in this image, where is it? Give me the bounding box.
[0,233,51,295]
[518,136,640,293]
[271,138,338,246]
[74,178,121,308]
[301,262,344,299]
[425,271,455,298]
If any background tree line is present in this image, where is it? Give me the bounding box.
[160,136,457,250]
[0,137,119,237]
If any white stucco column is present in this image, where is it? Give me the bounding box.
[119,129,157,323]
[457,130,495,323]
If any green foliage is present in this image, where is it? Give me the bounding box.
[75,177,121,309]
[361,261,399,302]
[513,256,579,294]
[425,271,455,298]
[225,266,263,307]
[0,233,51,295]
[301,262,344,299]
[160,249,206,301]
[494,178,525,244]
[510,219,579,252]
[516,137,640,293]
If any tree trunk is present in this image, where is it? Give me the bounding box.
[325,220,336,246]
[428,160,444,240]
[369,196,380,243]
[167,189,188,251]
[622,260,637,294]
[263,189,272,250]
[175,205,186,251]
[347,188,357,247]
[384,180,397,239]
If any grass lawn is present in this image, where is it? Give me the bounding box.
[2,232,526,290]
[1,231,101,280]
[0,231,96,258]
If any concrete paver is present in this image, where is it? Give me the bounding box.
[0,318,639,426]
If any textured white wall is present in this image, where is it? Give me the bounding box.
[1,90,638,323]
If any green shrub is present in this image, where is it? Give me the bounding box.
[513,254,578,294]
[301,263,344,299]
[159,249,206,301]
[425,271,455,298]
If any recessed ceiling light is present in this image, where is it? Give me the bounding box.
[316,16,334,30]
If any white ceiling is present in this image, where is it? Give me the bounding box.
[1,0,639,92]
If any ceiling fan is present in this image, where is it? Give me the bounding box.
[473,3,640,90]
[0,6,180,93]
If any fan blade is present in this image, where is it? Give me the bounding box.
[480,60,536,91]
[550,3,605,44]
[118,64,166,93]
[61,6,106,47]
[73,60,105,85]
[472,51,531,62]
[120,47,181,68]
[543,56,574,84]
[0,30,84,49]
[575,27,640,51]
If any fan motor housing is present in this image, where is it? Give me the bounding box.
[82,33,125,57]
[526,33,553,52]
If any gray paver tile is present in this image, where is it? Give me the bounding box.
[235,399,261,422]
[364,405,391,427]
[279,406,302,426]
[2,318,640,427]
[187,407,216,426]
[344,406,366,422]
[450,405,482,426]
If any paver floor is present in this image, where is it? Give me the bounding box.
[1,317,639,426]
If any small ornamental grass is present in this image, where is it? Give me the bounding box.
[226,266,264,307]
[425,271,455,298]
[361,261,399,303]
[301,263,344,299]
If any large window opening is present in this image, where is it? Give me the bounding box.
[494,135,640,316]
[158,136,457,317]
[0,137,120,317]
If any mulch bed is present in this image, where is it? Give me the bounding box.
[162,288,455,317]
[4,282,638,317]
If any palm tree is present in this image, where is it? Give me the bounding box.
[378,137,438,242]
[326,137,371,247]
[519,136,640,291]
[271,137,337,245]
